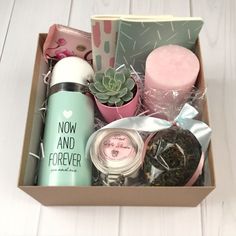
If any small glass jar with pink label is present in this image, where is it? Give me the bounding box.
[90,129,144,186]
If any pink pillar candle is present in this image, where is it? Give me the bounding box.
[144,44,200,119]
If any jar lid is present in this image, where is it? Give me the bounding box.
[50,57,94,87]
[90,129,144,177]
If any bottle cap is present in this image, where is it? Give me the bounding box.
[50,57,94,87]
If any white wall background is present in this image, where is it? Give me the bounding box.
[0,0,235,235]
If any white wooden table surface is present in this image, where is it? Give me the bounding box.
[0,0,235,235]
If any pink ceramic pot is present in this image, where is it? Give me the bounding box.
[95,85,140,123]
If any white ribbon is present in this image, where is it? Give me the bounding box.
[86,103,211,158]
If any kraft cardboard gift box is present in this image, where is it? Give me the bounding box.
[18,34,215,206]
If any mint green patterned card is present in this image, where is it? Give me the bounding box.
[115,18,203,73]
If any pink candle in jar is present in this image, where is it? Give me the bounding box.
[144,44,200,119]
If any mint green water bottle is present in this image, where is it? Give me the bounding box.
[38,57,94,186]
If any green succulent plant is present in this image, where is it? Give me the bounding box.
[89,67,136,106]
